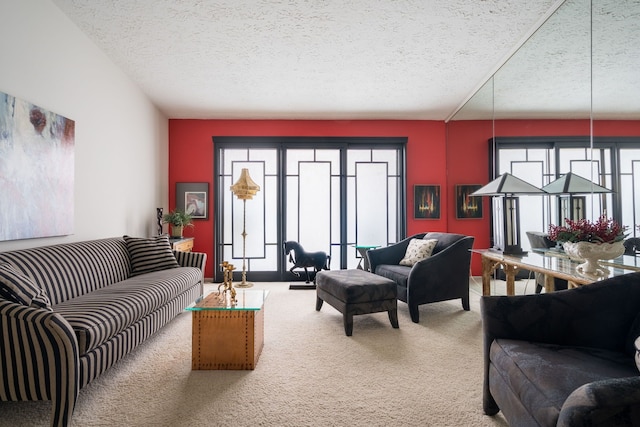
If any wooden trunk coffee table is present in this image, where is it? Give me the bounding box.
[185,289,269,370]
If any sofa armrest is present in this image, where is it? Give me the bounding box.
[367,233,426,273]
[0,299,80,427]
[173,250,207,272]
[407,236,473,295]
[173,250,207,293]
[558,376,640,426]
[409,236,473,276]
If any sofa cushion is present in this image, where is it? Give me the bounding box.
[53,266,202,355]
[0,263,52,311]
[123,235,179,276]
[399,238,438,266]
[490,338,638,426]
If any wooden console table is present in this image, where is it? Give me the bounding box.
[473,249,639,296]
[169,237,194,252]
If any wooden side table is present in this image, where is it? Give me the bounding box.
[185,289,269,370]
[169,237,194,252]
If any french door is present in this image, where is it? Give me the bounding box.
[214,137,406,282]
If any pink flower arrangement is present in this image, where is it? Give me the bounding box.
[548,215,627,244]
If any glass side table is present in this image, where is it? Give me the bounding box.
[185,289,269,370]
[353,245,380,271]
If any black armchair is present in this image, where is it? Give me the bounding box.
[481,272,640,426]
[367,232,474,323]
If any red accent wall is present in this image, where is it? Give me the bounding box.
[169,119,640,278]
[169,120,446,278]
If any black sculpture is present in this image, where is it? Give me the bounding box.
[284,241,330,284]
[156,208,163,235]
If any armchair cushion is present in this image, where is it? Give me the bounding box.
[399,238,438,266]
[373,264,410,288]
[491,338,638,426]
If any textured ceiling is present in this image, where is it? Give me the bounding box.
[51,0,566,120]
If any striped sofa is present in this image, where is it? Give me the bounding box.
[0,236,206,427]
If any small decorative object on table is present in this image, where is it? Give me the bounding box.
[162,209,194,238]
[548,215,627,277]
[156,208,163,235]
[218,261,237,305]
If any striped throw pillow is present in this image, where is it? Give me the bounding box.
[123,235,180,276]
[0,263,53,310]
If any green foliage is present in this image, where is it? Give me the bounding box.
[162,209,194,227]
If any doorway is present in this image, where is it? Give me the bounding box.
[214,137,406,282]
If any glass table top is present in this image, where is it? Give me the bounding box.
[185,289,269,311]
[473,248,639,283]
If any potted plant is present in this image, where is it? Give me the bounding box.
[162,209,193,238]
[548,215,627,276]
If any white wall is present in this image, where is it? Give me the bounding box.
[0,0,168,251]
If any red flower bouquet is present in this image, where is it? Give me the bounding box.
[548,215,627,244]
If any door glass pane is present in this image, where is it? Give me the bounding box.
[355,162,388,246]
[231,162,265,259]
[299,162,331,251]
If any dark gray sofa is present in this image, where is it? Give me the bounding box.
[0,236,206,427]
[367,232,474,323]
[481,272,640,426]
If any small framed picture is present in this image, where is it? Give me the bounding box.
[456,184,483,219]
[176,182,208,219]
[414,185,440,219]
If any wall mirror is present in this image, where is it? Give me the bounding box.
[448,0,640,250]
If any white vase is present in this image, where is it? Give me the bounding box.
[563,241,625,277]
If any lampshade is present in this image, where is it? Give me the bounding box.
[230,168,260,200]
[541,172,611,194]
[471,173,545,196]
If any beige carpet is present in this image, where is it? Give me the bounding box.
[0,280,510,427]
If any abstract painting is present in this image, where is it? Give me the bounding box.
[456,184,483,219]
[0,92,75,241]
[414,185,440,219]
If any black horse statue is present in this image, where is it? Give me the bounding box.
[284,241,330,284]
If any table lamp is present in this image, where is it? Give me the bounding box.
[472,173,545,255]
[541,172,611,222]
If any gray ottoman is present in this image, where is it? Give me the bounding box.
[315,269,399,336]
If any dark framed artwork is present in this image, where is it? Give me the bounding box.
[176,182,208,219]
[414,185,440,219]
[456,184,483,219]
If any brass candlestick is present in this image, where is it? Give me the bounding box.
[217,261,237,305]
